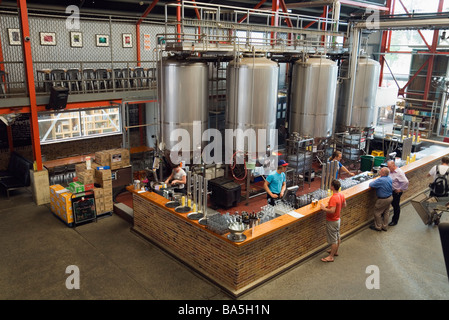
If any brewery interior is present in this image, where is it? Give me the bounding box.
[2,0,449,299]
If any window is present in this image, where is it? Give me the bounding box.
[38,107,121,144]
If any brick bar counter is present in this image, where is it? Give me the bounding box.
[129,140,449,298]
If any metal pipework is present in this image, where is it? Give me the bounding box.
[321,163,326,190]
[188,173,205,220]
[199,176,208,226]
[187,171,191,199]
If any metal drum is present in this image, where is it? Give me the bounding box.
[289,56,338,139]
[158,57,209,154]
[226,55,279,152]
[336,56,380,130]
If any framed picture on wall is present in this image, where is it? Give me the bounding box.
[122,33,132,48]
[96,34,109,47]
[70,31,83,47]
[40,32,56,46]
[8,28,21,46]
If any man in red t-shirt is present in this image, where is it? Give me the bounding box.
[319,179,346,262]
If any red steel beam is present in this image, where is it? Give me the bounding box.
[304,8,330,29]
[238,0,267,23]
[191,0,201,41]
[137,0,159,25]
[177,0,181,41]
[379,0,393,86]
[399,57,430,95]
[279,0,293,28]
[17,0,42,170]
[398,0,431,51]
[136,0,159,67]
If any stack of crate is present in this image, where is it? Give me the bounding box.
[74,162,113,215]
[94,164,113,214]
[49,185,74,225]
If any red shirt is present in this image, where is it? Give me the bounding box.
[326,192,345,221]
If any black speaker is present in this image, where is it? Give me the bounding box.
[47,86,69,110]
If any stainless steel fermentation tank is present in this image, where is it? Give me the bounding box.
[289,56,338,139]
[157,57,209,154]
[226,55,279,153]
[336,56,381,130]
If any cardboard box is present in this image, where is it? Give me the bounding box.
[68,181,85,193]
[78,171,95,184]
[31,169,50,205]
[93,187,105,214]
[84,183,95,191]
[49,185,74,224]
[95,148,130,169]
[95,168,111,182]
[95,151,111,167]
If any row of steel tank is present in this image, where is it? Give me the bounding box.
[157,54,380,152]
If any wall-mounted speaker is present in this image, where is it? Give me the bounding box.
[46,86,69,110]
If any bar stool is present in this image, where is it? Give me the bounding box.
[146,67,156,88]
[66,69,81,92]
[50,69,66,87]
[82,68,96,93]
[95,68,109,91]
[133,67,146,88]
[121,67,132,88]
[110,68,123,89]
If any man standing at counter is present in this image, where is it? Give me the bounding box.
[368,167,393,231]
[264,160,288,206]
[387,160,409,226]
[320,179,346,262]
[329,150,355,179]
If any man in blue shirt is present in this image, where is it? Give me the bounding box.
[368,167,393,231]
[264,160,288,206]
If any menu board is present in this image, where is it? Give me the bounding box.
[0,113,32,149]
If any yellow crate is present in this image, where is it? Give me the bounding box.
[371,150,384,157]
[49,185,74,224]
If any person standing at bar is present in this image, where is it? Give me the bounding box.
[387,160,409,226]
[368,167,393,231]
[264,160,288,206]
[320,179,346,262]
[329,150,355,179]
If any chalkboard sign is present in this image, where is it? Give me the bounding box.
[0,113,32,149]
[128,104,140,127]
[72,193,97,225]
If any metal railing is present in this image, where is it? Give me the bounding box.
[0,60,157,99]
[0,61,27,98]
[33,60,157,95]
[161,0,347,53]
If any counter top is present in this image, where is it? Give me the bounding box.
[129,140,449,246]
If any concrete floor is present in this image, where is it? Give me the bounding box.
[1,188,449,300]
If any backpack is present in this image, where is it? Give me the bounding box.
[429,165,449,197]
